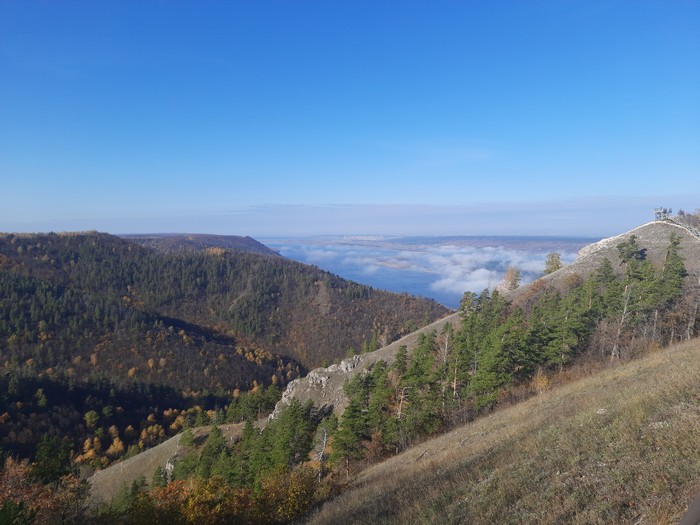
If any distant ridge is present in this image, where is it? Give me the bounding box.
[121,233,280,256]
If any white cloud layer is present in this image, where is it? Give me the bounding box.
[267,237,585,308]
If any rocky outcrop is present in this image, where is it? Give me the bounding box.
[270,313,461,419]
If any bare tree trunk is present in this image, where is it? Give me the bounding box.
[612,284,632,360]
[669,322,675,345]
[316,427,328,483]
[396,387,410,419]
[452,362,458,400]
[440,330,450,366]
[688,303,698,340]
[440,331,450,414]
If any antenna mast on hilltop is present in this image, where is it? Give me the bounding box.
[654,207,700,239]
[654,207,672,221]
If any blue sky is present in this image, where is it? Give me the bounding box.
[1,1,699,236]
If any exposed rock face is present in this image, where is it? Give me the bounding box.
[270,313,461,419]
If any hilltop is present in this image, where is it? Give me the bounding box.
[517,219,700,301]
[121,233,280,257]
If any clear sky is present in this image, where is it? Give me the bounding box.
[1,1,698,237]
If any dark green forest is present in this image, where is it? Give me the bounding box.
[331,233,698,468]
[0,231,445,469]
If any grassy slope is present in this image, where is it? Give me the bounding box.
[87,419,263,507]
[306,338,700,525]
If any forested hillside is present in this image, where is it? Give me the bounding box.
[68,219,700,525]
[4,220,699,524]
[121,233,280,256]
[324,227,700,469]
[0,231,445,471]
[330,230,697,466]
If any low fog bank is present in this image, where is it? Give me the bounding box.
[264,236,595,309]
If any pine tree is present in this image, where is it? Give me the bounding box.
[30,435,73,484]
[196,425,226,479]
[469,309,528,409]
[331,377,370,475]
[151,465,167,488]
[659,233,687,305]
[404,332,437,387]
[392,345,408,376]
[269,399,314,469]
[210,448,240,485]
[544,252,563,274]
[367,361,393,449]
[617,235,646,267]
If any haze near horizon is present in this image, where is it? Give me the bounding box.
[1,1,698,236]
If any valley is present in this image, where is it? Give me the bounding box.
[2,216,700,524]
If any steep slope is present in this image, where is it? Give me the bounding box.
[87,419,262,507]
[0,231,447,375]
[271,312,461,419]
[82,283,460,506]
[305,337,700,524]
[82,219,700,514]
[271,219,700,421]
[0,231,447,469]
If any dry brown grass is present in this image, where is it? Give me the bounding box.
[305,339,700,524]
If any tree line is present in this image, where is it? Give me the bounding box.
[330,233,698,471]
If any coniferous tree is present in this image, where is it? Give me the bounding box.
[659,233,687,306]
[30,435,73,484]
[269,399,314,469]
[367,361,392,435]
[331,376,370,475]
[196,425,226,479]
[544,252,563,274]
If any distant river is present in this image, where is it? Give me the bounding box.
[262,236,596,309]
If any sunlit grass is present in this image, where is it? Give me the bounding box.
[306,339,700,524]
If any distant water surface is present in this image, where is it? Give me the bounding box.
[262,236,597,309]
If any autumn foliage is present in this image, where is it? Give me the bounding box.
[95,468,319,524]
[0,457,86,524]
